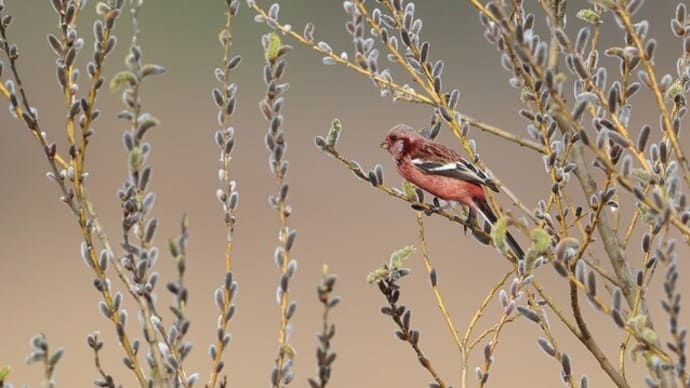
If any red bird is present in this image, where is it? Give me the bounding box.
[382,124,523,260]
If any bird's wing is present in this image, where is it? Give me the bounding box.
[411,158,499,192]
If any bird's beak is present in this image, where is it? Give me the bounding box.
[380,141,389,150]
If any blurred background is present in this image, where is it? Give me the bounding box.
[1,1,688,387]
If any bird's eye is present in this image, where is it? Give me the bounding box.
[389,134,398,141]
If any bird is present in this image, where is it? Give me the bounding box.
[381,124,524,261]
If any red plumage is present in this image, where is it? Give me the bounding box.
[382,124,524,260]
[382,124,496,216]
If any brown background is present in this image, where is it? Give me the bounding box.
[1,1,688,387]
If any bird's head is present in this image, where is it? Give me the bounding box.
[381,124,418,158]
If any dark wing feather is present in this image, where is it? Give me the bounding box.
[411,158,499,192]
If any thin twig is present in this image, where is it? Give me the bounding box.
[415,214,463,353]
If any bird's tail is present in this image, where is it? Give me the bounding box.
[474,199,524,262]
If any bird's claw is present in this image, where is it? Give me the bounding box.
[426,200,444,216]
